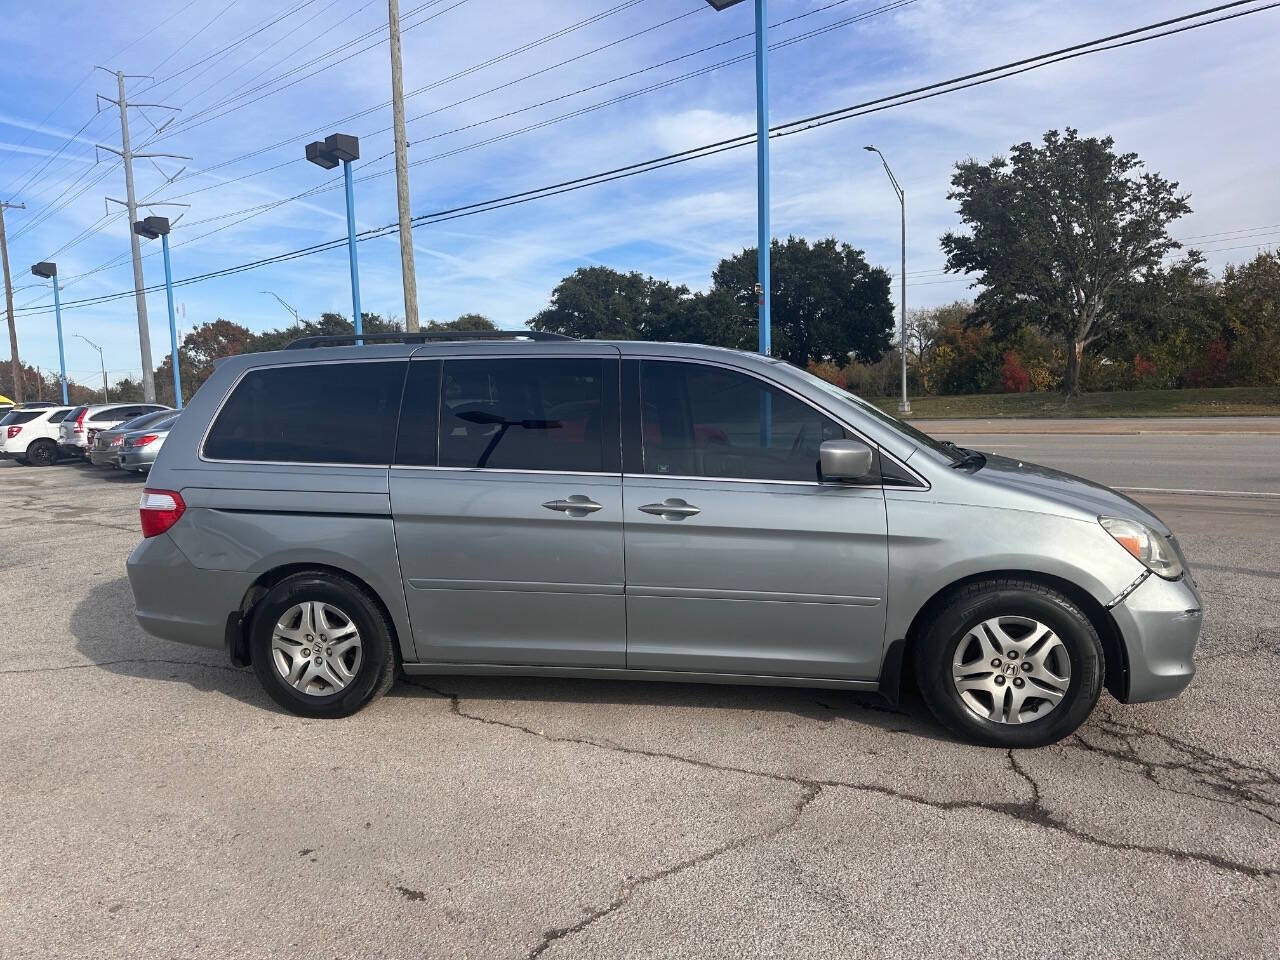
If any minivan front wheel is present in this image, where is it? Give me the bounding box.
[916,579,1103,748]
[250,572,396,718]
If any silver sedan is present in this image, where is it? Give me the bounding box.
[117,413,180,473]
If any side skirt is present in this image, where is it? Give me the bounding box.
[401,662,879,692]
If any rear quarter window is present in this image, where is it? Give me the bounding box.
[203,360,408,464]
[48,409,71,424]
[2,411,41,425]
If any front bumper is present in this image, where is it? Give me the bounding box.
[1109,572,1203,702]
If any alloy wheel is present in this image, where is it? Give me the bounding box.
[951,615,1071,724]
[270,601,363,696]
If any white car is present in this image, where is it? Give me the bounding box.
[1,405,74,466]
[58,402,170,459]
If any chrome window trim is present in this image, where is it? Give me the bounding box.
[198,356,408,467]
[390,464,619,478]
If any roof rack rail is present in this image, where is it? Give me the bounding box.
[284,331,575,350]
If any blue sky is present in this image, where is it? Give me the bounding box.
[3,0,1278,386]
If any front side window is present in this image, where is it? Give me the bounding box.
[439,358,609,472]
[639,361,846,482]
[204,361,407,464]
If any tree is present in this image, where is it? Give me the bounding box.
[711,236,893,367]
[155,319,255,404]
[530,267,682,340]
[433,313,496,331]
[1221,251,1280,385]
[941,128,1191,396]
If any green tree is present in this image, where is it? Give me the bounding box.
[529,267,684,340]
[1221,251,1280,385]
[941,128,1191,395]
[711,236,893,367]
[433,313,496,331]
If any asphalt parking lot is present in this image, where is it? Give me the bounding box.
[2,429,1278,960]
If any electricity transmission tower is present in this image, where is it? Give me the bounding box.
[94,67,189,403]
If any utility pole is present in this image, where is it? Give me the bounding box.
[388,0,420,332]
[1,200,26,404]
[94,67,187,403]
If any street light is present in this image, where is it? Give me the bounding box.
[705,0,770,358]
[74,334,108,403]
[865,145,911,414]
[133,215,183,409]
[30,262,68,404]
[305,133,363,343]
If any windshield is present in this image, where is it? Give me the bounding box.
[784,365,963,461]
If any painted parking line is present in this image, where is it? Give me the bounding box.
[1117,486,1280,500]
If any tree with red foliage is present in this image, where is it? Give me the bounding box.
[1000,351,1030,393]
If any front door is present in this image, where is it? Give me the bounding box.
[390,352,626,667]
[622,359,888,679]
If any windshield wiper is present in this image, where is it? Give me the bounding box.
[939,440,987,471]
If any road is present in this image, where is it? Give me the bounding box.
[1,425,1277,960]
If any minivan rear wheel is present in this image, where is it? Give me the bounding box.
[916,579,1103,748]
[249,572,397,718]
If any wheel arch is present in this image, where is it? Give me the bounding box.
[227,562,402,668]
[879,569,1128,704]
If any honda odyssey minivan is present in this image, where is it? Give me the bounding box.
[126,333,1201,747]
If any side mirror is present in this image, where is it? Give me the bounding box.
[820,439,874,482]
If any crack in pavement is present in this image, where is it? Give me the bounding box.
[1068,711,1280,828]
[400,678,1277,959]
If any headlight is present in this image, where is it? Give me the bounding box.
[1099,517,1183,580]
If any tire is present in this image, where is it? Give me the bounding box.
[27,439,58,467]
[916,579,1103,748]
[249,572,397,718]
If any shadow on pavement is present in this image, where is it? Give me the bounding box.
[72,575,947,740]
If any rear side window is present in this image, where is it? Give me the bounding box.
[204,361,408,464]
[438,358,613,473]
[90,407,128,422]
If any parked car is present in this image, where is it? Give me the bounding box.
[118,413,181,473]
[126,334,1201,747]
[88,409,179,467]
[0,405,74,466]
[59,402,170,459]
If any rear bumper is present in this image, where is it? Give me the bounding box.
[127,534,253,652]
[88,448,120,467]
[1110,572,1203,702]
[119,450,157,471]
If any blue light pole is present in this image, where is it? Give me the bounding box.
[707,0,770,356]
[306,134,363,343]
[133,215,182,408]
[31,262,68,404]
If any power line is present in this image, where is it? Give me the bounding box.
[16,0,1277,317]
[160,0,906,212]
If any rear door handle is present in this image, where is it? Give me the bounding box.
[638,499,700,520]
[542,495,604,516]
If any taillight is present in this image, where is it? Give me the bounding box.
[139,488,185,538]
[6,426,20,439]
[111,436,123,446]
[136,434,159,446]
[74,408,88,433]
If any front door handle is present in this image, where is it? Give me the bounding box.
[638,498,700,520]
[542,495,604,517]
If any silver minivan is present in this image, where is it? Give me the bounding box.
[126,334,1201,747]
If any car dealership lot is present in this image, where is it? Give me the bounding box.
[2,434,1278,960]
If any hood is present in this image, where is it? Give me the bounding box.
[972,453,1170,535]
